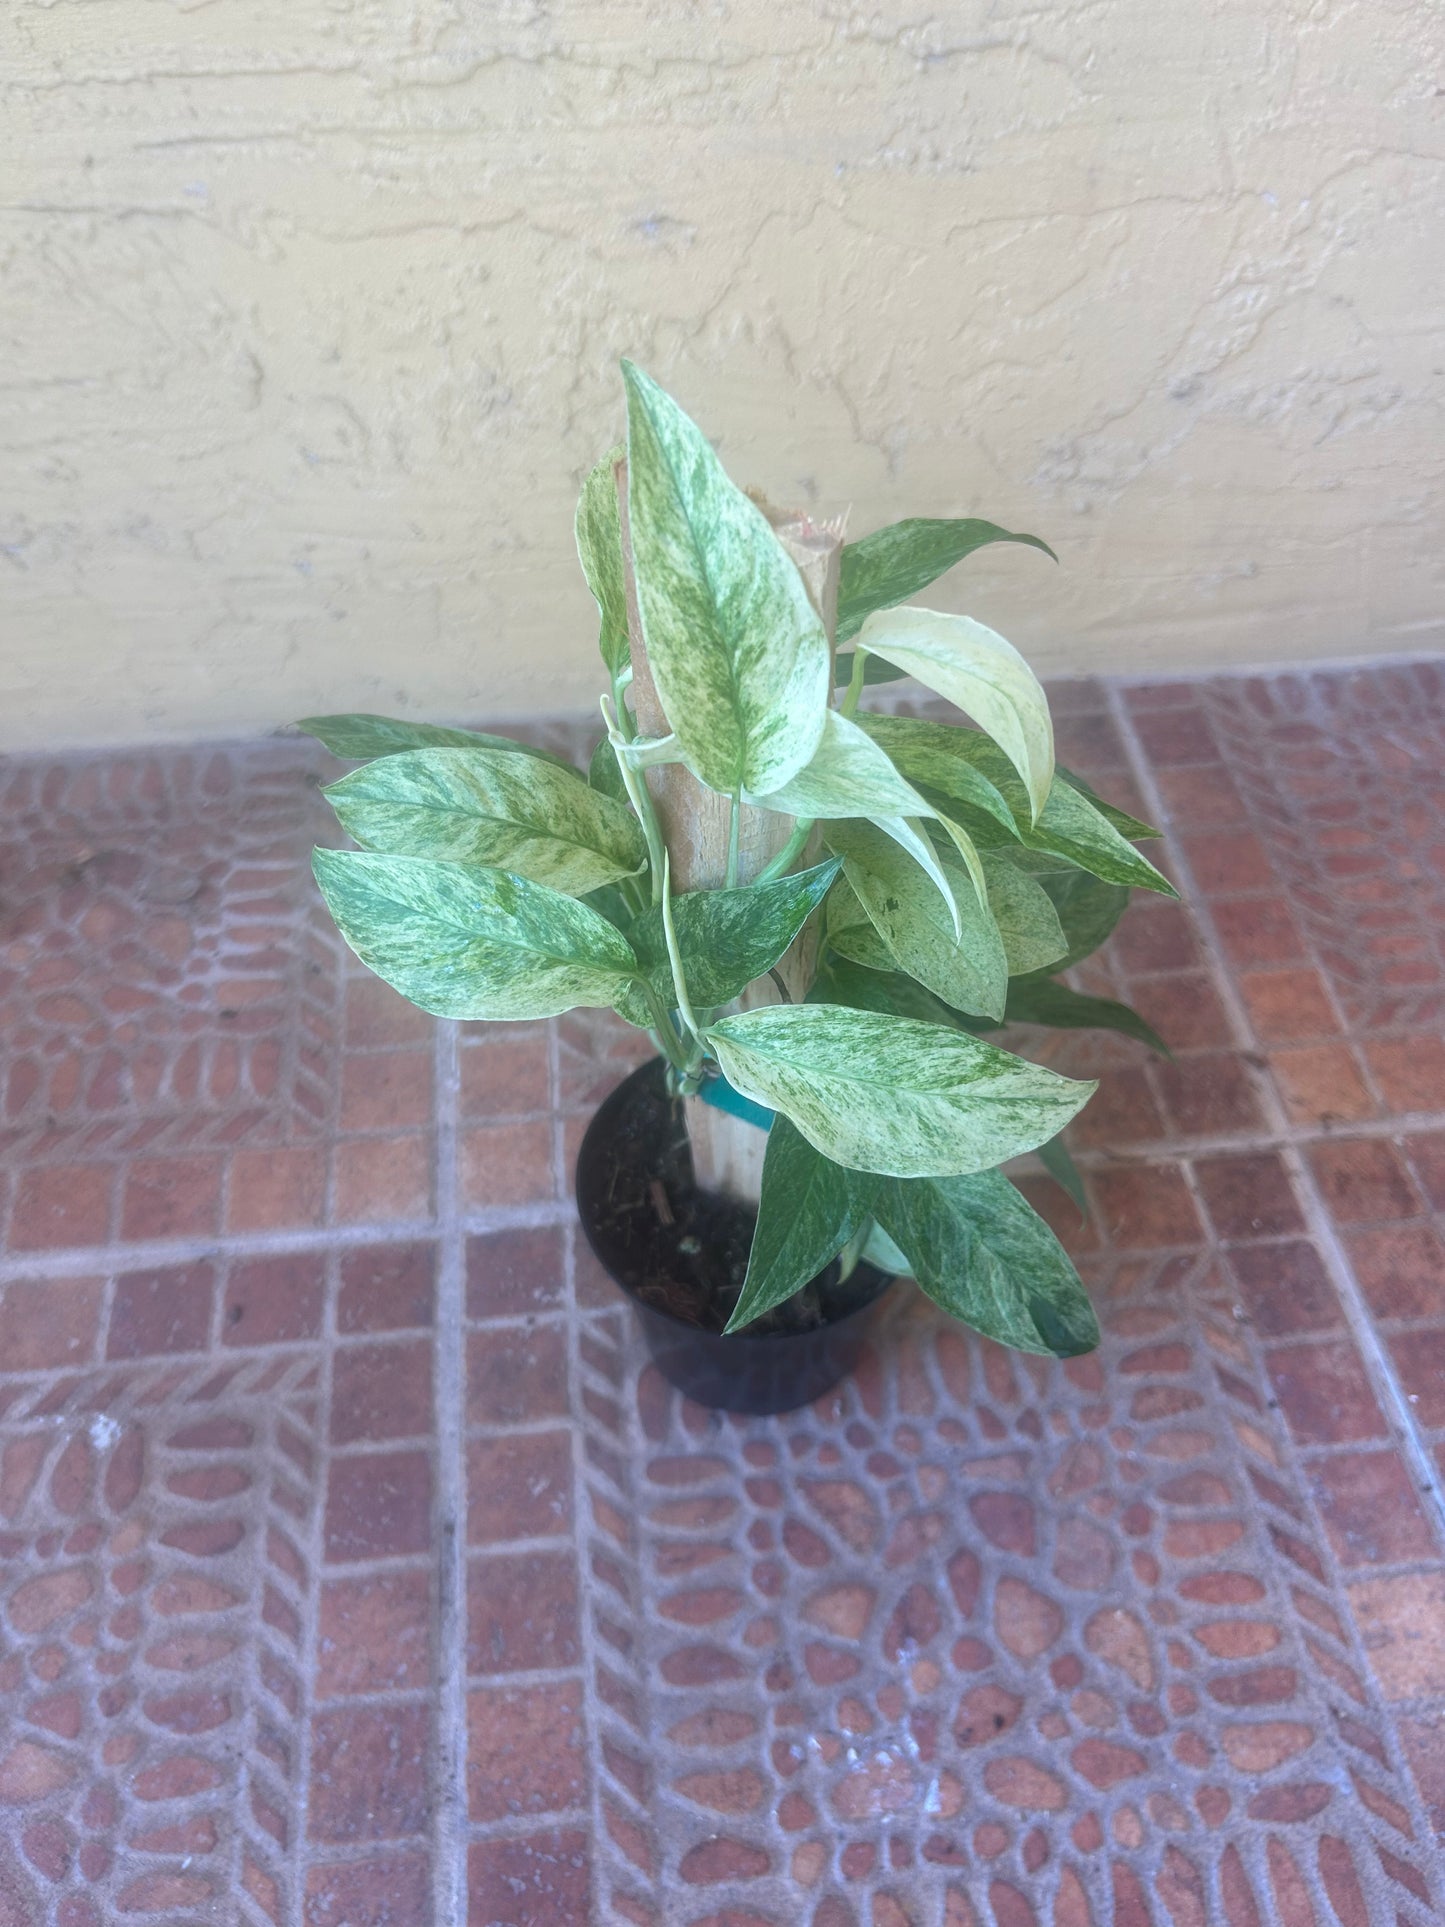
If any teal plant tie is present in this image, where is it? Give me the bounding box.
[698,1071,774,1133]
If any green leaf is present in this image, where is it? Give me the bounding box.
[851,715,1023,843]
[1033,866,1131,970]
[704,1004,1095,1179]
[1005,973,1171,1055]
[824,877,898,974]
[856,713,1174,896]
[587,735,631,806]
[296,713,574,772]
[826,820,1007,1022]
[323,747,647,897]
[833,651,911,688]
[810,950,990,1032]
[614,859,839,1027]
[724,1118,880,1334]
[621,361,830,796]
[749,709,931,820]
[575,444,631,679]
[855,606,1055,821]
[837,517,1056,645]
[869,816,966,934]
[1037,1131,1088,1218]
[581,881,634,930]
[312,850,640,1021]
[1025,777,1175,895]
[1056,767,1161,841]
[873,1169,1099,1357]
[982,852,1067,977]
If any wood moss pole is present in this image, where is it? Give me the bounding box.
[616,456,843,1203]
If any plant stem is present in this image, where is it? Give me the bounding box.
[637,977,690,1073]
[659,851,704,1060]
[754,815,814,885]
[601,695,668,908]
[725,789,741,890]
[840,643,869,719]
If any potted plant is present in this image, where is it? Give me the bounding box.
[300,363,1176,1413]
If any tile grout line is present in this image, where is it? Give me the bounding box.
[553,1019,613,1927]
[285,1237,337,1923]
[1106,681,1445,1544]
[432,1016,468,1927]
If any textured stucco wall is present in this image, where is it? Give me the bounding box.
[4,0,1443,751]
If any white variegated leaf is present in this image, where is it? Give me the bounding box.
[749,709,929,819]
[622,362,830,796]
[981,852,1067,977]
[855,605,1055,822]
[575,444,631,679]
[705,1004,1094,1178]
[323,747,647,897]
[826,820,1007,1021]
[313,850,640,1021]
[874,1169,1099,1356]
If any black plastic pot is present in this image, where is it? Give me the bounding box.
[575,1057,893,1415]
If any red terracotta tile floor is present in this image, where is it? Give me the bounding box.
[1,666,1443,1925]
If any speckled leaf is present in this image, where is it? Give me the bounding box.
[870,815,964,935]
[724,1118,879,1334]
[323,747,647,896]
[1057,767,1161,841]
[982,852,1067,977]
[576,444,631,679]
[852,715,1018,839]
[312,849,639,1021]
[855,606,1055,820]
[614,859,839,1027]
[837,517,1056,644]
[296,713,573,771]
[1005,973,1170,1055]
[874,1169,1099,1356]
[824,876,898,974]
[750,709,929,818]
[704,1004,1095,1179]
[858,714,1175,894]
[1026,776,1176,893]
[826,820,1007,1021]
[809,952,989,1033]
[622,361,830,795]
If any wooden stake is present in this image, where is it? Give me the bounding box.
[615,459,843,1203]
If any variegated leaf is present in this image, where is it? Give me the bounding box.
[312,849,639,1021]
[724,1118,879,1333]
[622,362,830,796]
[614,859,838,1027]
[704,1004,1095,1178]
[837,516,1056,644]
[575,444,631,680]
[297,713,574,771]
[826,820,1007,1021]
[323,747,647,897]
[874,1168,1099,1356]
[982,852,1067,977]
[857,714,1176,895]
[854,606,1055,821]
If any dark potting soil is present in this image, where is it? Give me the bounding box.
[581,1058,884,1338]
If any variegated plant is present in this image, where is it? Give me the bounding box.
[302,363,1178,1358]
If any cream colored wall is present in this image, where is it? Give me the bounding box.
[4,0,1443,751]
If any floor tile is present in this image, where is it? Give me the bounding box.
[3,683,1445,1919]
